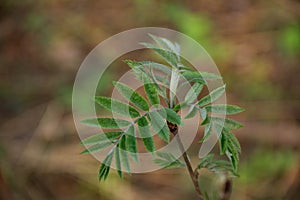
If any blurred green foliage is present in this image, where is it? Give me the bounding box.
[239,148,296,184]
[165,4,232,64]
[279,24,300,57]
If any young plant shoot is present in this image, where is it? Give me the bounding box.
[81,34,244,200]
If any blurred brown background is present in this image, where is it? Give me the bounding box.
[0,0,299,199]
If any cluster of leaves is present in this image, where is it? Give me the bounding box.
[197,154,239,176]
[81,82,182,180]
[81,34,244,181]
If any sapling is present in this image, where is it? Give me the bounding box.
[81,34,244,200]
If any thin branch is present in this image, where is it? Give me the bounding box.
[167,122,204,200]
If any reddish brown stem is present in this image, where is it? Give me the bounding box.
[167,122,203,200]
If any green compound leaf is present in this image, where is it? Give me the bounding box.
[125,60,146,73]
[154,152,185,169]
[125,125,138,162]
[148,110,170,142]
[138,116,155,152]
[82,118,131,128]
[218,128,241,170]
[163,108,183,125]
[223,129,241,153]
[220,132,228,155]
[125,60,165,99]
[200,113,210,126]
[80,141,113,155]
[139,61,172,74]
[200,122,212,142]
[197,85,226,107]
[125,60,153,83]
[197,153,214,169]
[184,82,204,104]
[98,151,114,181]
[181,72,205,85]
[141,42,178,67]
[80,131,122,145]
[211,117,243,130]
[141,42,179,68]
[149,34,181,58]
[114,145,122,178]
[95,96,140,118]
[154,74,170,84]
[144,83,160,106]
[119,135,131,173]
[113,81,149,111]
[197,154,238,176]
[200,72,222,80]
[173,103,185,112]
[181,71,221,84]
[185,105,199,119]
[226,142,240,171]
[204,104,245,115]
